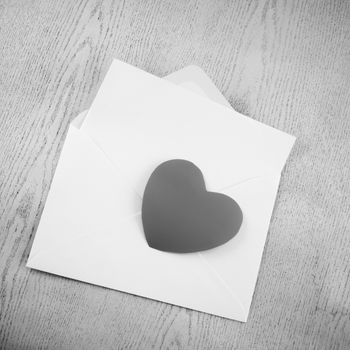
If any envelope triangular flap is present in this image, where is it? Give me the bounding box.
[81,60,295,197]
[27,125,140,259]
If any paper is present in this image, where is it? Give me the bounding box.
[27,61,296,322]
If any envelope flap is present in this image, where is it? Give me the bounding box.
[82,60,295,196]
[27,124,141,260]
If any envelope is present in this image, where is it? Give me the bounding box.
[27,60,296,322]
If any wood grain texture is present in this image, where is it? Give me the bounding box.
[0,0,350,348]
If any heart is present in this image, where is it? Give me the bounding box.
[142,159,243,253]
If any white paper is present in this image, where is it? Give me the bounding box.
[28,61,295,322]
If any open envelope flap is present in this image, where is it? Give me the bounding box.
[27,126,141,259]
[27,125,248,321]
[81,59,296,196]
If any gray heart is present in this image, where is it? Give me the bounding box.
[142,159,243,253]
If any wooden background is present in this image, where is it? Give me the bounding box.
[1,0,350,349]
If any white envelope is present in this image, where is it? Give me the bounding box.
[27,60,295,322]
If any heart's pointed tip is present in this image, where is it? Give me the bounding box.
[145,236,154,249]
[145,236,188,254]
[147,244,173,254]
[145,237,165,252]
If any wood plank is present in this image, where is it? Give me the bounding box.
[0,0,349,348]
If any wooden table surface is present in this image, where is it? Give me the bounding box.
[1,0,350,349]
